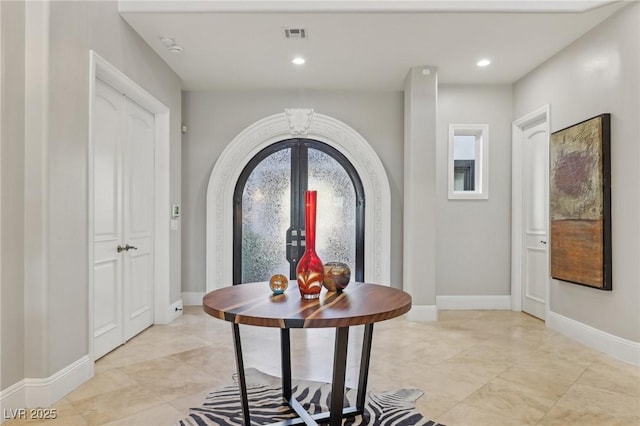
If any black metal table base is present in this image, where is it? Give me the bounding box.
[230,323,375,426]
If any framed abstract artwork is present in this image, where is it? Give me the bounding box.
[550,113,611,290]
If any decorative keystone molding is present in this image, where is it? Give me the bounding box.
[285,108,314,135]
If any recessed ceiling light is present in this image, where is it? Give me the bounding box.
[477,59,491,67]
[292,57,306,65]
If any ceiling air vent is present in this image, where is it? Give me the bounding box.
[283,28,308,39]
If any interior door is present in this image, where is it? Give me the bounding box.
[122,98,155,340]
[233,139,364,284]
[93,80,124,359]
[522,117,549,320]
[93,80,154,359]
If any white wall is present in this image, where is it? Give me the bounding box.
[437,85,513,296]
[182,90,404,291]
[514,3,640,342]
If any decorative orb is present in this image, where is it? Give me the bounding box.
[323,262,351,293]
[269,274,288,294]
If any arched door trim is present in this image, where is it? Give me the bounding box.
[206,109,391,292]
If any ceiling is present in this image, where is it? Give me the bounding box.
[119,1,626,91]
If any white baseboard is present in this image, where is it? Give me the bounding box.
[1,355,93,419]
[167,299,184,323]
[24,355,93,407]
[436,295,512,310]
[1,380,26,423]
[181,292,205,306]
[406,305,438,321]
[547,311,640,366]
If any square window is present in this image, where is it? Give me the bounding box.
[448,124,489,199]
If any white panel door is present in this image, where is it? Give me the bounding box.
[122,98,154,340]
[93,80,154,359]
[522,118,549,320]
[93,80,125,359]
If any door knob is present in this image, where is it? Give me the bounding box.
[125,244,138,251]
[540,240,547,245]
[117,245,126,253]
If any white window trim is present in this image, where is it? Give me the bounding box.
[448,124,489,200]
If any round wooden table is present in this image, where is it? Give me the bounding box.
[203,281,412,426]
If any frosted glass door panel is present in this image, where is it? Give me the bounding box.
[241,148,291,282]
[234,139,364,285]
[308,148,356,269]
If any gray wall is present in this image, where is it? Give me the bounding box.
[436,85,513,296]
[514,3,640,342]
[1,0,26,390]
[182,86,515,302]
[1,0,182,389]
[44,0,182,374]
[181,90,404,291]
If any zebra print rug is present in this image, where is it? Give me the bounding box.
[178,368,443,426]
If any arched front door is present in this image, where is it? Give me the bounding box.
[233,139,365,284]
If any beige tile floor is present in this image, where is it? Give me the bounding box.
[6,308,639,426]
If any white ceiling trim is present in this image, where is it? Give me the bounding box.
[119,0,616,14]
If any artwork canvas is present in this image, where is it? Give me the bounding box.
[550,114,611,290]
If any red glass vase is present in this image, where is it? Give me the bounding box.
[297,190,324,299]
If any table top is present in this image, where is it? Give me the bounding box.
[202,282,412,328]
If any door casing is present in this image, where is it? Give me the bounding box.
[511,105,551,317]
